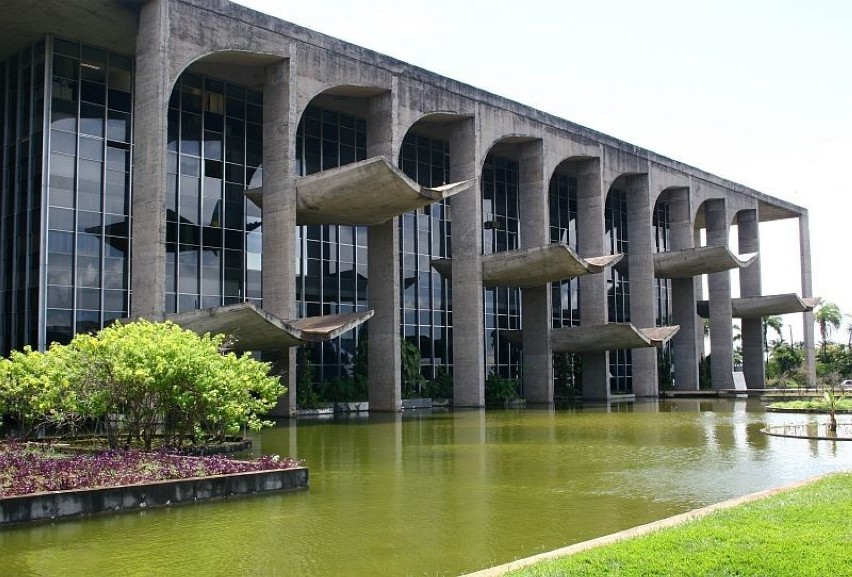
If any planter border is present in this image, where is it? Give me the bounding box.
[1,466,308,527]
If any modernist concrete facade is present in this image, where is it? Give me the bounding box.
[0,0,817,414]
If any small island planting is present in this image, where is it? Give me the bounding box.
[0,320,304,515]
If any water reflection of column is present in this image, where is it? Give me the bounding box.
[451,410,489,563]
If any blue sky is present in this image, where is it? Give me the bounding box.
[235,0,852,342]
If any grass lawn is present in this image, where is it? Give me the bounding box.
[506,473,852,577]
[768,399,852,411]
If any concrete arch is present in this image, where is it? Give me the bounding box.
[478,133,542,178]
[172,49,286,93]
[398,111,475,182]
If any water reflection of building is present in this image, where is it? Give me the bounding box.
[0,0,817,413]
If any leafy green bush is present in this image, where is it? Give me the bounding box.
[485,372,519,405]
[0,320,284,449]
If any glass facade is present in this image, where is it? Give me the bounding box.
[0,42,45,352]
[294,105,369,383]
[481,155,521,379]
[549,172,581,396]
[398,133,453,378]
[165,73,262,314]
[653,201,674,388]
[549,173,579,328]
[605,188,632,394]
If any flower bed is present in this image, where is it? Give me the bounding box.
[0,443,299,498]
[1,443,308,526]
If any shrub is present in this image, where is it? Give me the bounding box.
[0,320,285,449]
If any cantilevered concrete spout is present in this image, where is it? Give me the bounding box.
[697,293,822,319]
[245,157,472,226]
[429,245,621,287]
[159,302,374,352]
[503,323,679,353]
[550,323,680,353]
[653,246,757,278]
[482,245,622,288]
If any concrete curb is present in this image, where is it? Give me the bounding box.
[461,473,835,577]
[1,467,308,527]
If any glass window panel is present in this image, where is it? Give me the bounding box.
[80,103,105,137]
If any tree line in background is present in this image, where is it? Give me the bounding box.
[758,301,852,386]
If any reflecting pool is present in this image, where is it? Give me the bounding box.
[2,398,850,576]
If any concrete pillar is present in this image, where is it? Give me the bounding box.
[799,213,816,386]
[449,118,484,406]
[668,190,700,390]
[737,209,764,389]
[366,89,401,411]
[130,0,169,320]
[576,159,608,400]
[519,141,552,405]
[626,176,657,397]
[262,60,297,416]
[705,199,734,390]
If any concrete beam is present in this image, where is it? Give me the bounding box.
[654,246,757,278]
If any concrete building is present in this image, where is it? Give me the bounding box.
[0,0,818,414]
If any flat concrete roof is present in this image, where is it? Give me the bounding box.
[654,246,757,278]
[162,302,373,351]
[0,0,806,221]
[247,157,471,226]
[697,294,822,319]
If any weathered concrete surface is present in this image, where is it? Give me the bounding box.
[429,247,620,287]
[705,198,735,391]
[738,209,764,389]
[246,157,472,225]
[162,302,373,351]
[696,294,822,319]
[506,324,679,354]
[551,324,680,354]
[1,467,308,527]
[654,246,757,278]
[799,214,817,387]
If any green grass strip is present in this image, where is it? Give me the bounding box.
[768,399,852,411]
[506,473,852,577]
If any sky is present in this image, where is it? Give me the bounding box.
[235,0,852,343]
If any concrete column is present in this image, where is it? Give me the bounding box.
[368,220,401,410]
[367,89,401,411]
[799,213,816,386]
[705,199,734,390]
[737,209,764,389]
[626,177,657,397]
[449,118,484,406]
[576,159,608,400]
[518,141,552,405]
[668,190,700,390]
[262,60,297,416]
[130,0,169,320]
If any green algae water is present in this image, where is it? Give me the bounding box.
[2,398,850,576]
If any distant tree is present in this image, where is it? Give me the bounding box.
[815,302,843,357]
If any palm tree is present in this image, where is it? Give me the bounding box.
[815,302,843,356]
[763,315,784,364]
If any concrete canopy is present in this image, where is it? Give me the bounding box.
[246,157,472,226]
[158,302,373,352]
[482,245,622,288]
[430,245,622,287]
[503,323,679,353]
[696,294,822,319]
[549,324,680,353]
[653,246,758,278]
